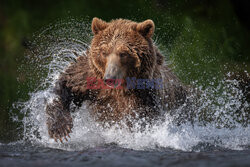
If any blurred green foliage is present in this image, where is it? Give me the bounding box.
[0,0,249,141]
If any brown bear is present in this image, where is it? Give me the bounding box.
[46,18,187,142]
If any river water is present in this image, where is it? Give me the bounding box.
[1,18,249,167]
[0,141,250,167]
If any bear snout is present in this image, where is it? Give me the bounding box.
[104,64,123,88]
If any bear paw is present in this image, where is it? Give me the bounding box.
[46,107,73,143]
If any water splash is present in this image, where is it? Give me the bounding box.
[13,18,250,152]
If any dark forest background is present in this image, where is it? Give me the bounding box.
[0,0,250,142]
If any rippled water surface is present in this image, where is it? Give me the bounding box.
[2,18,249,167]
[0,142,250,167]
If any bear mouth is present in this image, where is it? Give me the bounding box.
[104,79,123,88]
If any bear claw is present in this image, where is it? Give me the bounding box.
[46,104,73,143]
[50,123,72,143]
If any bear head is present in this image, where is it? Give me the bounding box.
[89,18,157,88]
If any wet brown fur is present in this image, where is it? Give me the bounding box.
[46,18,187,142]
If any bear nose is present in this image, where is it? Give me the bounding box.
[104,74,114,80]
[104,76,116,87]
[104,75,116,83]
[104,64,118,82]
[104,62,123,87]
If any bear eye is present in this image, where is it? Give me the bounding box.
[101,51,107,57]
[119,53,128,58]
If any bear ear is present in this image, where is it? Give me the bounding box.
[91,17,109,35]
[136,19,155,38]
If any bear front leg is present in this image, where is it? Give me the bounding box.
[46,99,73,143]
[45,55,90,142]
